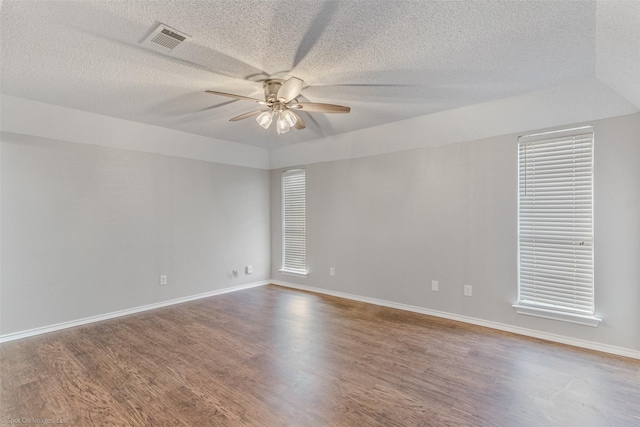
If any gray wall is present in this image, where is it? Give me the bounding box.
[3,112,638,352]
[1,132,271,334]
[271,113,640,352]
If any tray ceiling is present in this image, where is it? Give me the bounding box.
[1,1,638,149]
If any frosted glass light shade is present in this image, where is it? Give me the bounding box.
[276,114,291,134]
[256,111,273,129]
[281,109,297,127]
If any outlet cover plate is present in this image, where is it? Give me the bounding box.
[464,285,472,296]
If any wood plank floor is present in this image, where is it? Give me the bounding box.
[2,284,639,426]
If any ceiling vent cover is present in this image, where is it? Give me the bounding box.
[141,23,190,53]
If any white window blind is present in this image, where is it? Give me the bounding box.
[517,129,595,318]
[281,169,307,274]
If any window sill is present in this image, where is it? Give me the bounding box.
[513,304,602,327]
[278,269,308,278]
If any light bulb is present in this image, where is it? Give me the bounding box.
[256,111,273,129]
[281,109,297,127]
[276,113,291,134]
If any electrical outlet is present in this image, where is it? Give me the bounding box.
[160,275,167,285]
[330,267,335,276]
[431,280,439,291]
[464,285,472,296]
[246,265,253,274]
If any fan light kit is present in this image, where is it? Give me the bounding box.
[206,77,350,134]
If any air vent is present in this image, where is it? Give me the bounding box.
[141,23,190,53]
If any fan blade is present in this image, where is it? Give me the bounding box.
[229,110,264,121]
[291,111,306,130]
[277,77,304,102]
[298,103,350,113]
[196,99,238,112]
[293,2,340,68]
[205,90,262,103]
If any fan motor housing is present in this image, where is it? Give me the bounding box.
[263,79,285,102]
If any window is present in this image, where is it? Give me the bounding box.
[280,169,307,276]
[514,127,600,326]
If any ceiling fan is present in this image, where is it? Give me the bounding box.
[205,77,350,134]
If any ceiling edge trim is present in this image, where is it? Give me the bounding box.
[269,77,638,170]
[0,95,270,170]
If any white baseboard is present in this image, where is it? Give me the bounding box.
[0,281,270,343]
[272,280,640,360]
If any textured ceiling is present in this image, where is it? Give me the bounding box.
[1,1,638,149]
